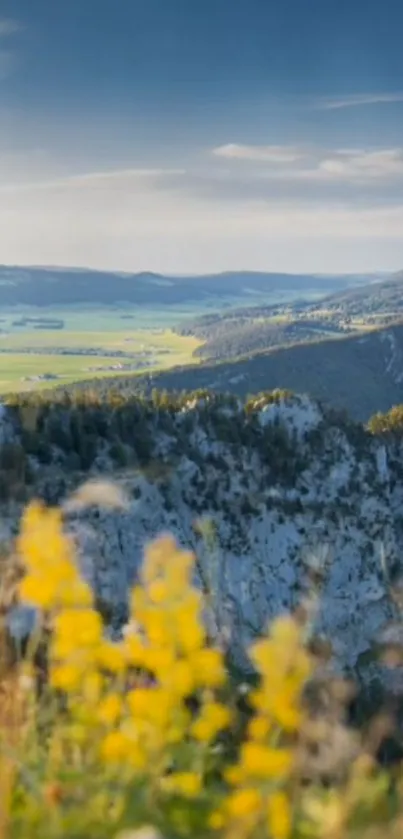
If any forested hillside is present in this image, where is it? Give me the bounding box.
[56,322,403,422]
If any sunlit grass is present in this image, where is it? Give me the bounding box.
[0,328,202,394]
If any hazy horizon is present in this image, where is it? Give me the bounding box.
[0,263,396,279]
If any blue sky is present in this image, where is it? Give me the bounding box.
[1,0,403,273]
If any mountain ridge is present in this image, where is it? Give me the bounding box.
[0,265,387,307]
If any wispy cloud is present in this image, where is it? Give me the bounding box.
[0,167,186,194]
[316,149,403,180]
[1,145,403,273]
[211,143,403,184]
[317,93,403,110]
[0,19,20,37]
[213,143,303,163]
[0,18,22,80]
[1,157,403,273]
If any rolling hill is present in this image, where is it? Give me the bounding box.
[173,269,403,361]
[317,269,403,316]
[0,265,383,307]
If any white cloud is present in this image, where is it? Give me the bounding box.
[317,93,403,110]
[317,149,403,180]
[213,143,303,164]
[211,143,403,185]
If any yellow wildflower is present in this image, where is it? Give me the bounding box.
[191,648,226,688]
[249,639,279,674]
[57,579,93,608]
[101,730,132,763]
[165,549,194,595]
[18,503,75,573]
[130,586,149,623]
[250,616,312,687]
[164,659,195,697]
[127,688,154,718]
[50,662,84,692]
[226,788,262,818]
[127,688,175,731]
[141,535,180,585]
[247,715,271,741]
[143,610,172,647]
[148,579,169,604]
[19,574,60,610]
[192,702,232,743]
[124,633,147,666]
[142,646,175,675]
[97,693,123,726]
[270,614,301,647]
[269,695,302,733]
[161,772,202,798]
[267,792,291,839]
[53,608,102,648]
[18,501,94,612]
[165,709,191,744]
[180,622,205,654]
[240,744,293,779]
[97,640,127,674]
[81,671,103,703]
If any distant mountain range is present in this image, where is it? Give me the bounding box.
[0,265,388,307]
[317,270,403,316]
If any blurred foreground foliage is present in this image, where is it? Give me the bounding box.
[1,499,403,839]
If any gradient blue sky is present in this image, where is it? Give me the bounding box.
[1,0,403,273]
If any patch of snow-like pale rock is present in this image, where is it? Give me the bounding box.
[0,403,17,445]
[256,393,322,439]
[380,329,403,385]
[7,392,403,687]
[376,445,389,483]
[63,405,402,680]
[71,489,398,678]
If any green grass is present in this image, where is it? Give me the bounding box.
[0,293,330,394]
[0,329,200,352]
[0,308,202,393]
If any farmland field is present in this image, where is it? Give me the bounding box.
[0,306,202,393]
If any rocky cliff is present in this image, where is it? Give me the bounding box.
[3,391,403,684]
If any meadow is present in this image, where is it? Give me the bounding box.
[0,285,338,395]
[0,307,202,393]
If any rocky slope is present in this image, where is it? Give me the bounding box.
[2,390,403,688]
